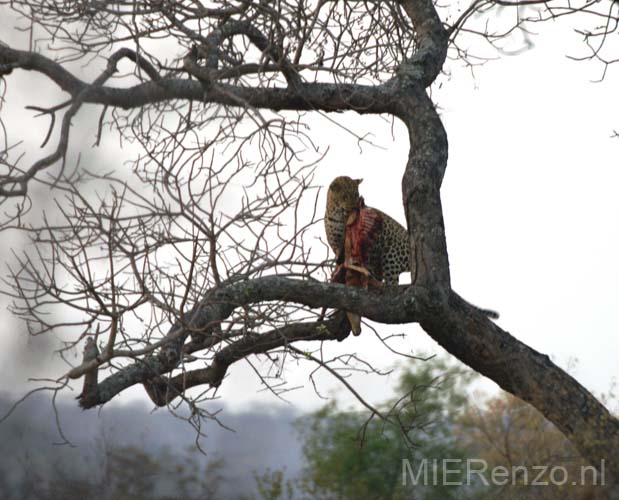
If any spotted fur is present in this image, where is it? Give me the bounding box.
[325,177,500,319]
[325,176,411,286]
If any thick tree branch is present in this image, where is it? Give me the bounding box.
[0,45,393,114]
[424,292,619,487]
[396,0,617,482]
[194,19,303,88]
[142,312,351,407]
[78,272,619,485]
[394,0,451,291]
[0,47,160,196]
[398,0,449,87]
[77,277,423,409]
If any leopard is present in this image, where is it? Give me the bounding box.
[325,175,411,286]
[325,175,499,319]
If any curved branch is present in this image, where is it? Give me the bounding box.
[397,0,449,87]
[77,277,423,408]
[197,19,302,88]
[424,292,619,487]
[0,47,161,197]
[142,312,351,407]
[395,0,618,481]
[394,0,451,290]
[77,273,619,485]
[0,44,393,114]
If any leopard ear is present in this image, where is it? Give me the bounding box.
[354,178,363,185]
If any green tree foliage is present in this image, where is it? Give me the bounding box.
[293,357,475,500]
[278,360,616,500]
[254,467,295,500]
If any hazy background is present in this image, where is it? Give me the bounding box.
[0,391,302,498]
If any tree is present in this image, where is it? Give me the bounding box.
[455,391,612,500]
[288,360,615,499]
[254,467,295,500]
[12,443,226,500]
[0,0,617,493]
[295,357,475,500]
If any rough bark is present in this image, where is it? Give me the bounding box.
[79,278,423,407]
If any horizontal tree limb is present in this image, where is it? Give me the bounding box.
[81,274,619,486]
[0,45,397,115]
[142,311,351,407]
[79,277,423,408]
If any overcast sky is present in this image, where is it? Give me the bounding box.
[0,8,617,430]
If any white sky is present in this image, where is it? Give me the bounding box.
[0,14,617,416]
